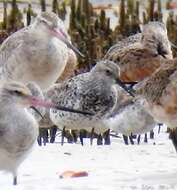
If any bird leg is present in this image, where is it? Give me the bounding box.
[90,128,95,146]
[122,135,128,145]
[13,175,17,185]
[79,130,84,146]
[169,129,177,152]
[50,125,58,143]
[43,129,49,146]
[158,123,163,134]
[144,133,148,143]
[71,130,78,143]
[61,127,66,146]
[150,130,154,139]
[129,135,134,145]
[104,129,111,145]
[66,130,74,144]
[37,128,42,146]
[97,134,103,145]
[137,135,141,145]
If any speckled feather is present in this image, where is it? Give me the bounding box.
[49,60,119,133]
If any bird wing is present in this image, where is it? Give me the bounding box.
[0,27,28,67]
[48,73,116,116]
[104,33,142,60]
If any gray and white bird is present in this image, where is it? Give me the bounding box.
[104,95,156,136]
[49,60,131,136]
[0,81,93,185]
[0,12,82,90]
[104,21,173,82]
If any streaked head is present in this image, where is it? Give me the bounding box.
[92,60,120,81]
[34,12,84,57]
[92,60,134,97]
[142,21,172,59]
[0,81,53,108]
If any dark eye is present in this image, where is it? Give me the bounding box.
[40,19,48,25]
[13,90,22,96]
[106,69,112,76]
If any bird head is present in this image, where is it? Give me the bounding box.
[92,60,135,97]
[35,12,84,58]
[141,21,172,59]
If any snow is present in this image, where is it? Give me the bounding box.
[0,126,177,190]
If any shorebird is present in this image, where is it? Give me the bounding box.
[126,58,177,151]
[49,60,132,143]
[0,12,83,90]
[105,98,156,137]
[101,85,156,145]
[104,21,173,82]
[0,81,93,185]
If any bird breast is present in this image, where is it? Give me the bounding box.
[3,37,69,90]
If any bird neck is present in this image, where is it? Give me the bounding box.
[142,37,159,55]
[30,25,52,42]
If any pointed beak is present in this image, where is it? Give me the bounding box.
[116,79,135,97]
[52,28,85,58]
[28,96,93,116]
[170,42,177,50]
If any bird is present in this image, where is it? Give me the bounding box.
[104,97,156,137]
[0,12,83,90]
[0,81,94,185]
[127,58,177,151]
[104,21,173,82]
[48,60,131,144]
[101,85,156,145]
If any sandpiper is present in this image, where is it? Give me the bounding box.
[49,60,131,141]
[0,81,93,185]
[105,98,156,137]
[0,12,83,90]
[128,58,177,151]
[104,21,173,82]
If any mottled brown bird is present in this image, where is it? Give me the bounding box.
[131,58,177,151]
[104,22,173,82]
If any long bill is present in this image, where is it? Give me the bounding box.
[116,79,135,97]
[30,106,44,119]
[29,96,93,116]
[52,28,85,58]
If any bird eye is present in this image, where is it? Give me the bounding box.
[106,69,112,76]
[13,90,22,96]
[40,19,48,25]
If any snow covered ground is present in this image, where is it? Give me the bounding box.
[0,126,177,190]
